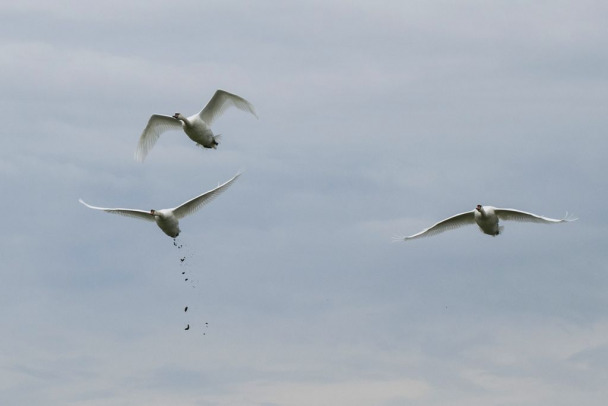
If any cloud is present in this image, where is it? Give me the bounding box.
[1,1,607,405]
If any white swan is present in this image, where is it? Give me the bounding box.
[396,204,576,241]
[79,173,240,238]
[135,90,258,162]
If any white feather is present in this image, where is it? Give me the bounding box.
[79,173,241,238]
[397,205,576,241]
[134,90,257,162]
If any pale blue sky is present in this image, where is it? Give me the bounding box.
[1,1,607,405]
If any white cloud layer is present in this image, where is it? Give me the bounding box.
[1,1,607,405]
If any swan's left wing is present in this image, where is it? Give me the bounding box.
[135,114,183,162]
[172,173,241,220]
[199,90,258,126]
[495,208,577,223]
[395,210,476,241]
[79,199,155,222]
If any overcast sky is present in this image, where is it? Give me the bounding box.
[1,1,607,405]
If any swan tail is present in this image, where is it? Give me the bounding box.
[213,134,222,147]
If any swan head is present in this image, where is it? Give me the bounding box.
[476,204,483,212]
[173,113,184,120]
[150,209,157,216]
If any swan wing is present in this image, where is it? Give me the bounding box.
[172,173,241,220]
[199,90,258,126]
[79,199,155,222]
[135,114,183,162]
[396,210,476,241]
[495,208,577,223]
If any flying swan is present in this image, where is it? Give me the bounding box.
[395,204,576,241]
[79,173,240,238]
[135,90,257,162]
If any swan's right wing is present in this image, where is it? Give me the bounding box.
[199,90,258,126]
[395,210,476,241]
[494,208,577,224]
[135,114,183,162]
[172,173,241,220]
[79,199,155,222]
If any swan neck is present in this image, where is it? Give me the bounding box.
[177,114,191,127]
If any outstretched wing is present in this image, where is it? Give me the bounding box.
[199,90,258,126]
[79,199,155,222]
[172,173,241,220]
[135,114,183,162]
[396,210,476,241]
[495,208,577,223]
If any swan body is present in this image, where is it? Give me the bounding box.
[135,90,258,162]
[79,173,240,238]
[397,204,576,241]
